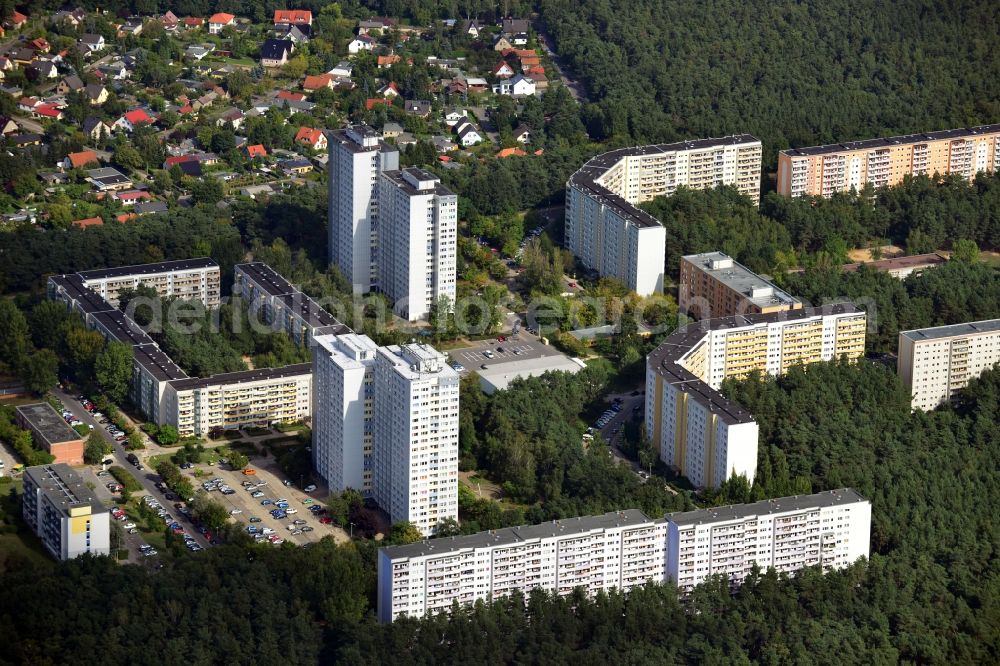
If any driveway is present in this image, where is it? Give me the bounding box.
[79,465,157,563]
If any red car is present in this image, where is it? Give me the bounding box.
[497,336,506,342]
[319,517,333,524]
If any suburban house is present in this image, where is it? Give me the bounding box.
[357,17,396,34]
[493,35,513,51]
[403,99,432,117]
[382,121,403,138]
[82,118,112,142]
[496,147,527,158]
[56,75,84,95]
[72,217,103,229]
[79,33,105,52]
[86,167,132,191]
[280,25,310,43]
[378,81,400,97]
[294,127,327,151]
[27,62,58,80]
[86,84,108,105]
[493,61,515,79]
[329,61,353,77]
[348,34,375,54]
[513,124,532,143]
[303,74,333,91]
[276,90,306,102]
[33,104,63,120]
[216,107,244,129]
[113,190,154,206]
[63,150,100,170]
[444,108,468,127]
[274,10,312,26]
[208,13,236,34]
[501,18,530,34]
[117,19,143,37]
[377,54,401,68]
[279,158,312,175]
[466,77,488,93]
[455,120,484,146]
[260,39,293,67]
[8,11,28,31]
[459,19,480,38]
[243,144,268,159]
[161,11,180,31]
[492,74,536,96]
[114,108,155,132]
[0,116,18,135]
[184,17,205,30]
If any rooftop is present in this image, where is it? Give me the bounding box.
[15,403,82,446]
[236,262,296,297]
[77,257,218,282]
[682,251,801,308]
[477,353,585,394]
[781,124,1000,158]
[841,252,947,274]
[381,168,455,197]
[89,310,156,347]
[382,509,657,559]
[647,304,863,425]
[900,318,1000,343]
[24,464,108,516]
[666,488,868,526]
[168,363,311,391]
[133,343,188,382]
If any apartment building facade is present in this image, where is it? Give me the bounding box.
[378,510,666,622]
[311,333,379,493]
[22,464,111,560]
[373,344,460,536]
[646,305,867,487]
[777,124,1000,198]
[327,124,400,293]
[377,168,458,321]
[163,365,312,437]
[234,262,351,345]
[565,136,762,296]
[679,251,802,319]
[665,488,871,592]
[76,258,221,307]
[897,319,1000,411]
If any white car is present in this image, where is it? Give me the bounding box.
[303,484,316,492]
[229,508,242,515]
[123,522,136,529]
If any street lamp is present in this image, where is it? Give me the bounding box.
[349,522,354,538]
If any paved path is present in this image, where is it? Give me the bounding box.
[537,29,589,103]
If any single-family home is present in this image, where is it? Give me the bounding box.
[329,61,353,77]
[493,61,515,79]
[274,10,312,26]
[186,43,215,61]
[82,117,112,142]
[8,133,42,148]
[511,32,529,46]
[17,97,39,114]
[496,147,527,158]
[54,9,87,27]
[79,34,105,53]
[30,38,50,53]
[113,190,154,206]
[85,84,108,105]
[63,150,100,170]
[280,25,310,44]
[276,90,306,102]
[403,99,432,117]
[378,81,400,98]
[444,108,468,127]
[243,144,267,159]
[365,98,391,111]
[357,17,396,34]
[10,48,36,66]
[294,127,327,151]
[134,201,168,215]
[303,74,333,91]
[56,75,85,95]
[459,20,480,38]
[86,167,132,191]
[455,120,483,146]
[493,35,513,52]
[500,18,530,34]
[117,19,143,37]
[208,13,236,34]
[27,61,58,81]
[161,11,180,31]
[512,124,532,144]
[184,17,204,30]
[114,108,155,132]
[279,158,313,175]
[216,107,244,129]
[72,217,103,229]
[0,116,18,135]
[431,135,457,153]
[493,74,535,96]
[33,104,64,120]
[260,39,293,67]
[377,54,400,69]
[382,121,403,139]
[347,34,375,55]
[7,11,28,30]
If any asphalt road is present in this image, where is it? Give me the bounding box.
[52,388,212,550]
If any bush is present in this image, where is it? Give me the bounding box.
[0,408,54,467]
[108,466,142,493]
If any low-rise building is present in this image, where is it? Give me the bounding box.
[665,488,871,592]
[679,251,801,319]
[898,319,1000,411]
[22,464,111,560]
[14,403,85,465]
[840,252,948,279]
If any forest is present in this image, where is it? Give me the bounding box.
[539,0,1000,168]
[2,359,997,664]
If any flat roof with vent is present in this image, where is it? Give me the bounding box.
[15,403,82,447]
[665,488,868,526]
[23,463,107,516]
[900,318,1000,342]
[381,509,657,559]
[683,251,801,309]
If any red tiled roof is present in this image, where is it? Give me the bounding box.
[276,90,305,101]
[184,17,204,26]
[35,104,62,118]
[274,10,312,24]
[295,127,324,146]
[10,11,27,25]
[116,190,152,201]
[124,109,154,124]
[178,104,194,114]
[244,144,267,158]
[209,13,235,25]
[303,74,333,91]
[116,213,137,223]
[366,98,390,110]
[73,217,103,228]
[496,148,527,158]
[66,150,99,168]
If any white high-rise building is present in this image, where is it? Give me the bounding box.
[373,343,460,536]
[665,488,871,592]
[378,510,666,623]
[22,464,111,561]
[328,124,399,293]
[898,319,1000,411]
[565,136,762,295]
[377,168,458,321]
[311,333,379,494]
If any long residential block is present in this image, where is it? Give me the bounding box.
[22,464,111,560]
[777,124,1000,198]
[565,136,762,296]
[378,489,870,622]
[679,251,801,319]
[646,305,866,488]
[665,488,871,592]
[75,257,221,307]
[378,510,666,623]
[898,319,1000,411]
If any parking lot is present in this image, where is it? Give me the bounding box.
[455,339,539,368]
[79,466,158,562]
[179,461,348,547]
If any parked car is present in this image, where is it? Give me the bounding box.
[303,484,316,492]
